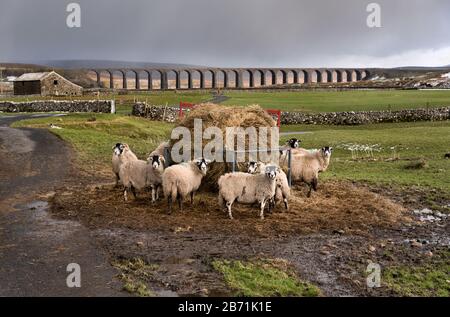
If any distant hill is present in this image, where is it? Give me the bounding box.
[35,60,204,69]
[392,66,450,70]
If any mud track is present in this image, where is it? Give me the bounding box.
[0,115,123,296]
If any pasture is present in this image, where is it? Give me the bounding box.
[2,89,450,114]
[222,90,450,112]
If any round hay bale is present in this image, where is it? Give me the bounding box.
[168,103,277,191]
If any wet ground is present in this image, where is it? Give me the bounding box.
[0,114,448,296]
[0,114,123,296]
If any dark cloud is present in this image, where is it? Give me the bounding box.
[1,0,449,67]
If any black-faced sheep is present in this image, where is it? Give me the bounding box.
[218,166,278,220]
[112,143,138,186]
[119,154,166,202]
[162,158,209,214]
[247,162,290,211]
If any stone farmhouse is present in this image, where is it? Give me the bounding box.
[13,71,83,96]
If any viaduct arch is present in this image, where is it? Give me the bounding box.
[88,68,371,90]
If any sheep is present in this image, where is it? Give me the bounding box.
[285,138,301,149]
[218,166,278,220]
[289,147,333,197]
[247,161,267,174]
[119,154,166,202]
[247,162,290,211]
[162,158,209,214]
[112,143,138,186]
[149,140,169,157]
[273,169,290,210]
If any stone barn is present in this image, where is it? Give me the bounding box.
[13,71,83,96]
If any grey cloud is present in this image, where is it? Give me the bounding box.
[0,0,449,67]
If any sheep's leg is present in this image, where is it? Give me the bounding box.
[167,196,172,214]
[123,188,128,201]
[283,198,289,210]
[155,185,160,200]
[267,198,273,213]
[190,192,194,205]
[178,194,183,212]
[259,200,266,220]
[151,186,156,203]
[226,201,233,220]
[307,185,312,198]
[114,173,120,187]
[131,186,137,199]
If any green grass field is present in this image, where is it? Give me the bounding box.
[222,90,450,112]
[10,113,450,194]
[281,121,450,192]
[3,89,450,114]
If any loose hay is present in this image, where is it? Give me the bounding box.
[169,103,277,191]
[50,180,410,237]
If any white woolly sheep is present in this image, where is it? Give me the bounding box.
[247,162,290,211]
[162,158,209,213]
[288,147,333,197]
[273,169,290,210]
[112,143,138,186]
[119,154,166,202]
[218,166,278,220]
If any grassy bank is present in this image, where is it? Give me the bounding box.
[12,113,174,176]
[383,250,450,297]
[4,89,450,114]
[282,121,450,192]
[223,90,450,112]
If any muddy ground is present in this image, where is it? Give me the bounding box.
[1,114,448,296]
[50,179,449,296]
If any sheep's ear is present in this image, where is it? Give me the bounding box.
[159,155,166,163]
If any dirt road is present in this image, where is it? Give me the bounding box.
[0,114,123,296]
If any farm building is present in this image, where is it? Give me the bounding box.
[13,71,83,96]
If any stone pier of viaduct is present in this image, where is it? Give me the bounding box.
[87,68,371,90]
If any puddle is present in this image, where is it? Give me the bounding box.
[154,289,179,297]
[15,200,82,240]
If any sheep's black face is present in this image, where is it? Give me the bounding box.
[112,143,124,156]
[247,161,258,174]
[151,155,162,169]
[287,138,301,149]
[265,166,277,180]
[322,146,333,157]
[196,158,208,174]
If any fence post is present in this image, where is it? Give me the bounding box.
[232,151,236,172]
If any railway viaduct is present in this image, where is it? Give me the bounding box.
[86,68,371,90]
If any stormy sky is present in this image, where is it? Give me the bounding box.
[1,0,449,68]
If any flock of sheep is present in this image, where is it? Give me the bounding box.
[111,138,332,220]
